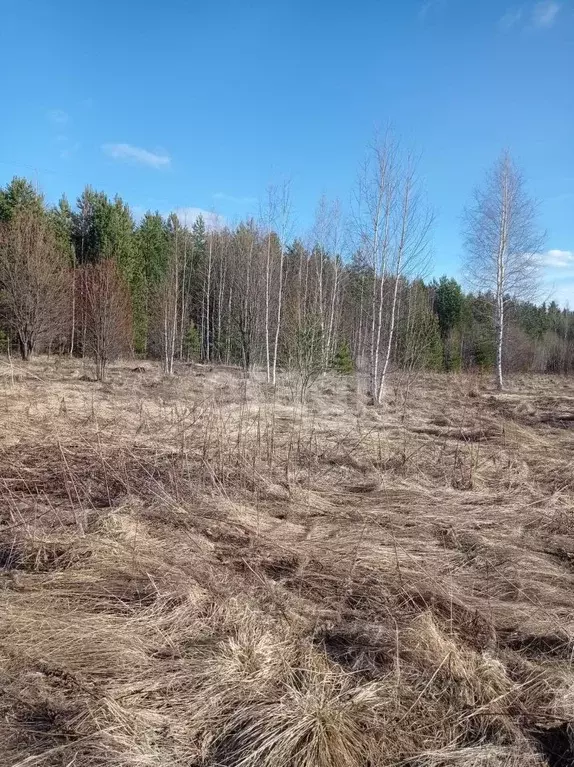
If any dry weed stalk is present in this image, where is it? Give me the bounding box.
[0,359,573,766]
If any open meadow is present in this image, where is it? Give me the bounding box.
[0,359,573,767]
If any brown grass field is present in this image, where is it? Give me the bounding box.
[0,358,573,767]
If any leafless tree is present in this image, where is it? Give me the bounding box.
[159,218,180,375]
[355,132,432,404]
[228,220,263,371]
[463,150,544,390]
[310,196,345,371]
[201,230,214,363]
[79,260,132,381]
[0,210,70,360]
[262,182,292,384]
[378,152,432,402]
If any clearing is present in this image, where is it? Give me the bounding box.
[0,359,573,767]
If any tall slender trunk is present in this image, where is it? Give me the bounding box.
[69,264,76,356]
[325,258,340,369]
[378,180,409,404]
[226,284,233,365]
[163,227,179,375]
[179,235,188,359]
[496,296,504,390]
[204,234,213,363]
[315,248,326,366]
[217,258,225,362]
[495,168,509,391]
[372,200,391,400]
[272,240,285,386]
[241,237,254,371]
[264,231,272,382]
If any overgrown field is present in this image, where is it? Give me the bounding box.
[1,359,573,767]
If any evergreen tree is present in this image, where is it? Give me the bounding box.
[183,322,201,361]
[189,214,207,329]
[136,212,169,353]
[49,196,74,264]
[434,277,463,340]
[72,187,99,265]
[434,276,463,370]
[332,341,354,374]
[0,177,44,222]
[137,212,169,285]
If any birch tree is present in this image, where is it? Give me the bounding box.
[356,133,431,404]
[310,197,345,370]
[463,151,543,390]
[378,152,432,403]
[158,215,180,375]
[262,182,291,384]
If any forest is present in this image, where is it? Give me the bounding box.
[0,146,572,391]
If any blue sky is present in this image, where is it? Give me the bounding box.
[1,0,573,302]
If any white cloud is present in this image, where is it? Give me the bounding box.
[47,109,69,125]
[213,192,257,206]
[532,0,561,27]
[537,249,574,268]
[539,249,574,307]
[102,143,171,169]
[499,8,524,28]
[549,281,574,308]
[131,205,224,229]
[173,207,224,230]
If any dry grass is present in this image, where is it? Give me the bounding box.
[0,357,573,766]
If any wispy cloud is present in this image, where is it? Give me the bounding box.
[418,0,447,21]
[532,0,561,27]
[173,207,224,230]
[538,249,574,268]
[47,109,69,125]
[499,2,561,30]
[213,192,257,206]
[102,143,171,169]
[498,8,524,28]
[60,142,81,160]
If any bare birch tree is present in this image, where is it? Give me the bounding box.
[158,216,180,375]
[203,230,213,363]
[463,150,543,390]
[310,196,345,371]
[355,133,397,401]
[378,152,432,403]
[355,133,431,404]
[231,220,262,371]
[262,182,292,384]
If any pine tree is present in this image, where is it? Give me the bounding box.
[0,177,44,222]
[49,196,74,264]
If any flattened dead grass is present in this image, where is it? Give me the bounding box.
[0,360,573,766]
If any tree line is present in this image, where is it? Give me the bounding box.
[0,140,569,392]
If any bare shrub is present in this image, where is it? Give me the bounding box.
[0,209,70,360]
[78,260,132,380]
